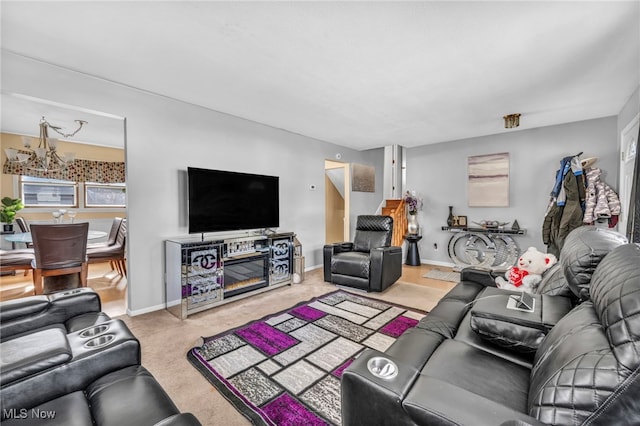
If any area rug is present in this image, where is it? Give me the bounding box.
[187,290,426,425]
[423,269,461,282]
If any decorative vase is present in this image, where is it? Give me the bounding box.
[447,206,454,227]
[408,213,419,235]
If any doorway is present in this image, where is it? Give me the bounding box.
[325,160,350,244]
[0,92,128,316]
[619,113,639,238]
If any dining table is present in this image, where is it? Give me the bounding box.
[4,230,108,244]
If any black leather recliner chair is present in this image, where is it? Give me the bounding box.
[323,215,402,292]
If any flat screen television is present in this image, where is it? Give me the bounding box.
[188,167,280,234]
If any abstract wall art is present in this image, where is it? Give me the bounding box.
[467,152,510,207]
[351,163,375,192]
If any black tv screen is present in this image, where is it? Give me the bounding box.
[188,167,280,234]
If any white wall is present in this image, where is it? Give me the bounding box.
[4,50,635,313]
[618,86,640,136]
[2,52,385,315]
[406,117,619,265]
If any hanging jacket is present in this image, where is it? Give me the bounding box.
[542,155,586,258]
[583,167,621,224]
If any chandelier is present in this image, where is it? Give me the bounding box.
[503,113,521,129]
[4,116,87,172]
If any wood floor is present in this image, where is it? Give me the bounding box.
[0,262,128,318]
[0,261,456,319]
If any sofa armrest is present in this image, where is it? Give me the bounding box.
[323,242,354,282]
[342,349,420,426]
[460,267,501,287]
[0,288,103,341]
[369,246,402,292]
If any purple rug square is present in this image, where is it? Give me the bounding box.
[261,393,327,426]
[236,322,298,356]
[332,358,354,378]
[290,305,326,321]
[380,316,419,337]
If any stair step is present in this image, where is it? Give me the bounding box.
[385,199,402,208]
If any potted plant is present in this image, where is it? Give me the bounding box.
[1,197,24,231]
[403,190,423,235]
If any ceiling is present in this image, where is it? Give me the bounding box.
[1,1,639,150]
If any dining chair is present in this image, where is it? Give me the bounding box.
[0,249,34,276]
[88,217,123,249]
[87,218,127,277]
[30,223,89,295]
[15,217,34,249]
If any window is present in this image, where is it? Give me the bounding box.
[85,183,126,207]
[21,176,77,207]
[19,176,126,208]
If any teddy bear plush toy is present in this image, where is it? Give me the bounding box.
[495,247,558,293]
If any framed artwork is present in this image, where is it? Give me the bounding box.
[452,215,467,227]
[351,163,375,192]
[468,152,509,207]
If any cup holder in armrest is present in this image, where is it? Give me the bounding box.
[84,333,116,349]
[79,324,111,338]
[367,356,399,380]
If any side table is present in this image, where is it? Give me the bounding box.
[441,226,526,271]
[404,235,422,266]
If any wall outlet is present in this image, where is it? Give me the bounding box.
[433,243,438,251]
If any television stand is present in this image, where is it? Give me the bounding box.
[165,232,295,319]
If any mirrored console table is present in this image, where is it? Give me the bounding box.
[165,232,295,319]
[441,226,527,271]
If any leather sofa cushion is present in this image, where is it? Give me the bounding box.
[415,281,486,339]
[560,226,627,301]
[351,215,393,252]
[1,288,103,342]
[441,280,486,302]
[0,296,49,322]
[588,243,640,369]
[529,303,614,424]
[385,327,445,370]
[403,377,543,426]
[469,289,572,353]
[1,391,93,426]
[331,252,370,278]
[1,366,188,426]
[455,312,535,368]
[86,365,182,426]
[1,327,71,385]
[353,230,389,252]
[415,339,530,413]
[535,263,574,298]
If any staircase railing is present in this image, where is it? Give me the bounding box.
[382,199,406,247]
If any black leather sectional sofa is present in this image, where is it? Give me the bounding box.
[342,226,639,425]
[0,288,200,426]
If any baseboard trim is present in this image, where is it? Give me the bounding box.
[420,259,456,268]
[127,302,166,317]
